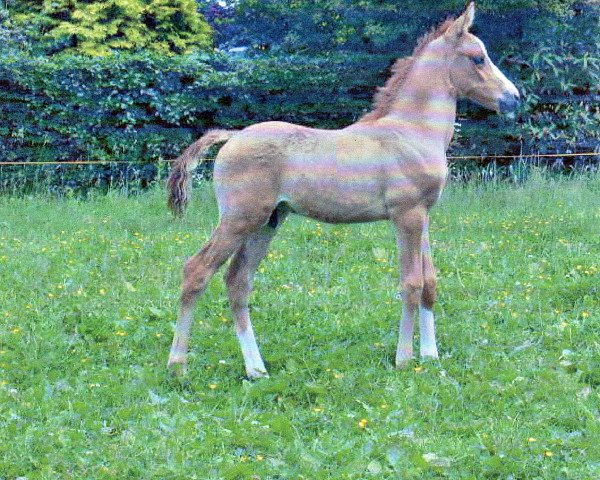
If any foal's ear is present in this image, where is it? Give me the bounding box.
[446,2,475,42]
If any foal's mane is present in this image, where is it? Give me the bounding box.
[359,18,455,122]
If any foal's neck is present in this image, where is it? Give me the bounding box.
[384,44,457,151]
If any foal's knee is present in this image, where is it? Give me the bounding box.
[401,278,423,306]
[422,276,436,309]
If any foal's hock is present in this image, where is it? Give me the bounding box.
[166,2,520,378]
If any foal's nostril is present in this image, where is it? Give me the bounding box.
[499,91,520,113]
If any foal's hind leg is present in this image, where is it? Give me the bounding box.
[224,220,282,379]
[167,222,247,375]
[419,216,439,360]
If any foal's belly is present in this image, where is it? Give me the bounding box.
[280,166,391,223]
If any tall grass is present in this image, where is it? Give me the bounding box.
[1,156,598,197]
[0,173,598,478]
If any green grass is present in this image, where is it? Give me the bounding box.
[1,173,599,479]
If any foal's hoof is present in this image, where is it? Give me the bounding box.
[246,368,269,380]
[420,353,440,363]
[395,356,415,369]
[167,359,188,377]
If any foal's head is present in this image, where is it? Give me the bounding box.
[443,2,520,113]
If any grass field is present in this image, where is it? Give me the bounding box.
[0,173,598,479]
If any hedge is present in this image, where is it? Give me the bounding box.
[1,6,598,191]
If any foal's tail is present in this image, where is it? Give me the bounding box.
[167,129,234,217]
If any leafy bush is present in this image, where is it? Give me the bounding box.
[206,0,580,55]
[8,0,212,56]
[515,12,600,153]
[0,50,385,191]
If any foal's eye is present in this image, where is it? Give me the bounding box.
[471,56,485,66]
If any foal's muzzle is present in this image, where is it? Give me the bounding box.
[498,92,521,113]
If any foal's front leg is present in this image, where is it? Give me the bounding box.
[393,207,426,368]
[419,216,439,359]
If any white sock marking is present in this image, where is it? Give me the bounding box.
[396,304,415,365]
[419,306,439,359]
[237,324,267,376]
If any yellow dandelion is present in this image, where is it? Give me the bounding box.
[527,437,537,442]
[358,418,368,429]
[256,454,264,461]
[10,327,21,334]
[414,366,425,373]
[239,455,248,462]
[115,330,127,336]
[544,451,553,457]
[155,333,163,338]
[99,288,106,296]
[581,311,590,318]
[313,407,324,413]
[0,380,8,386]
[208,383,218,390]
[333,373,344,379]
[380,404,389,409]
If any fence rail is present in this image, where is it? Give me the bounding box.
[0,151,598,166]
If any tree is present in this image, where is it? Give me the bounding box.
[204,0,581,55]
[8,0,213,56]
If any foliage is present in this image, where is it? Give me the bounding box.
[205,0,580,54]
[0,176,598,477]
[0,50,388,191]
[8,0,212,55]
[512,9,600,152]
[0,5,30,55]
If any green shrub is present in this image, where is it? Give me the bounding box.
[8,0,212,56]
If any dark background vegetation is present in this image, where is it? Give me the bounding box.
[1,0,598,191]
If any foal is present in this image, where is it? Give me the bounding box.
[166,2,520,378]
